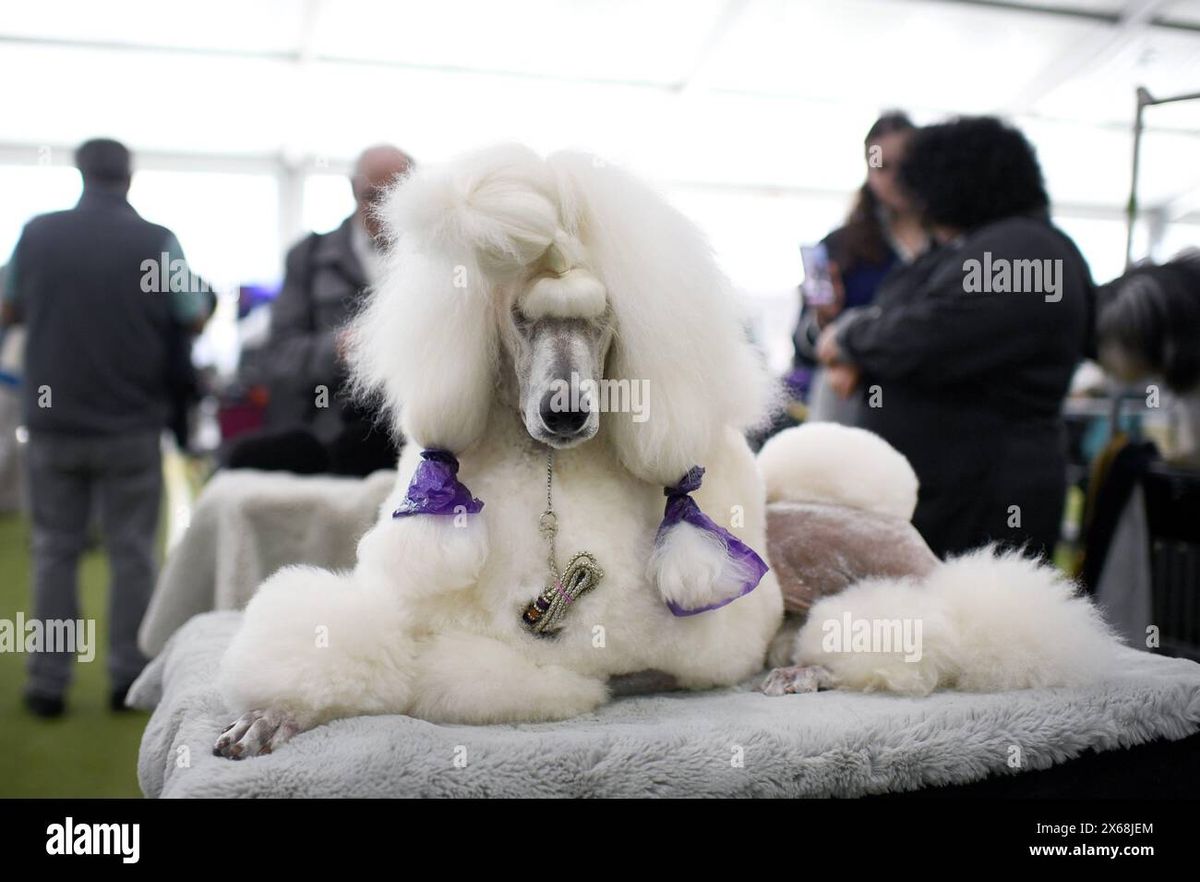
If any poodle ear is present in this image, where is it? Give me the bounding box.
[349,144,560,453]
[548,151,776,485]
[347,247,496,453]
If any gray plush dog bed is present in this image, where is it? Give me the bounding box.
[129,611,1200,798]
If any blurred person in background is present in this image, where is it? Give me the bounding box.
[0,263,21,513]
[792,111,927,424]
[227,144,412,476]
[816,116,1093,560]
[1,138,206,717]
[1095,249,1200,465]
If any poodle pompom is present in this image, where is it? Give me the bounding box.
[757,423,919,520]
[791,546,1127,696]
[647,520,762,614]
[925,546,1126,691]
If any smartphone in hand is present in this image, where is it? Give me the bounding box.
[800,243,836,307]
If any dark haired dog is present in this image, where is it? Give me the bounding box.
[1096,250,1200,394]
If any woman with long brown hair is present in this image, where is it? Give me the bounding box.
[793,111,927,422]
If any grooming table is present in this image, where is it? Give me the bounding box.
[129,611,1200,798]
[138,468,396,657]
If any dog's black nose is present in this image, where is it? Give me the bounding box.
[540,393,590,436]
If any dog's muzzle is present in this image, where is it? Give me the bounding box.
[539,391,591,439]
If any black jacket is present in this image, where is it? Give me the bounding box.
[837,214,1094,558]
[9,189,182,436]
[263,216,370,441]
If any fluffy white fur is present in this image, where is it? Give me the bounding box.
[216,145,784,744]
[547,151,777,485]
[757,423,919,519]
[647,515,765,614]
[522,268,608,320]
[216,566,416,730]
[791,547,1126,695]
[217,147,1123,749]
[349,143,775,476]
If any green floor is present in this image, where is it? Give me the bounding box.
[0,513,149,798]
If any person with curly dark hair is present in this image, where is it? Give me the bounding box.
[815,116,1095,560]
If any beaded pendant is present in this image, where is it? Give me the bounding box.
[521,453,604,636]
[522,551,604,636]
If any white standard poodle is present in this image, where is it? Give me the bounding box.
[214,144,786,757]
[213,145,1127,759]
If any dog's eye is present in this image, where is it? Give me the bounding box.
[512,307,534,331]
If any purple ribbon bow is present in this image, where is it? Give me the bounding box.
[392,450,484,518]
[657,466,768,616]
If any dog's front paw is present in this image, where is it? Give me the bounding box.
[759,665,834,696]
[213,708,301,760]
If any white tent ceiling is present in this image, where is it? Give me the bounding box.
[1,0,1197,372]
[1,0,1198,213]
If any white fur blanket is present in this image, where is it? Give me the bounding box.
[130,611,1200,797]
[138,469,396,657]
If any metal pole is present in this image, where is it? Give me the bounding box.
[1125,87,1150,270]
[1125,87,1200,269]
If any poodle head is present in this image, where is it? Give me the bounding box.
[349,144,776,484]
[503,233,615,448]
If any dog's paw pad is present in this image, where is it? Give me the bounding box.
[213,708,300,759]
[759,665,832,696]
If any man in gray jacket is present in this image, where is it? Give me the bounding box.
[2,138,205,717]
[233,145,411,475]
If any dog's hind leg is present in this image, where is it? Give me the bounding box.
[213,564,417,758]
[407,631,609,724]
